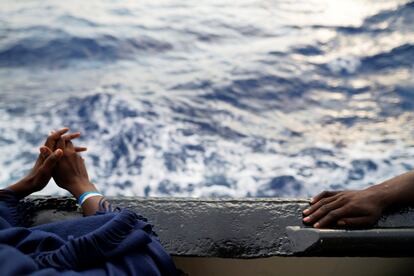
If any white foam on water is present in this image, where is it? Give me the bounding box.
[1,93,413,198]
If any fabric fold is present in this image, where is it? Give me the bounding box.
[0,189,178,275]
[35,209,152,270]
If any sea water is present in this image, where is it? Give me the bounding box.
[0,0,413,197]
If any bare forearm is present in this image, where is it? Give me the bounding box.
[367,170,414,208]
[304,170,414,229]
[8,177,38,198]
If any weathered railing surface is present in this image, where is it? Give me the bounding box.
[24,196,414,258]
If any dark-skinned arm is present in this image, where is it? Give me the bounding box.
[7,128,86,198]
[52,137,103,216]
[303,170,414,229]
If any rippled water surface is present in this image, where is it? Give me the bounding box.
[0,0,413,197]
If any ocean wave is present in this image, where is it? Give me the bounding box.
[305,1,414,34]
[365,1,414,30]
[1,92,413,198]
[319,43,414,77]
[0,32,172,67]
[0,0,413,197]
[360,43,414,72]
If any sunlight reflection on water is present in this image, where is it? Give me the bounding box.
[0,0,413,198]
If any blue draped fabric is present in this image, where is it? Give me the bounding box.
[0,189,178,276]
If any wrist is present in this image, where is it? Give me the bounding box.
[67,181,98,200]
[8,176,39,197]
[365,182,396,209]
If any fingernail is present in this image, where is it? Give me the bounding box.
[55,149,63,157]
[314,223,320,228]
[337,220,346,226]
[303,216,310,222]
[303,209,310,215]
[310,197,314,203]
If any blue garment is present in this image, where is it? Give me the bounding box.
[0,189,178,276]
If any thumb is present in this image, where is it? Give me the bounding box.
[40,149,63,174]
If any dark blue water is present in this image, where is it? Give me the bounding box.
[0,0,413,197]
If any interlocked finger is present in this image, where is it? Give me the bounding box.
[61,132,81,141]
[44,128,69,149]
[74,147,87,152]
[56,137,65,151]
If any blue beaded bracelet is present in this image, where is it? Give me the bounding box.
[78,191,103,205]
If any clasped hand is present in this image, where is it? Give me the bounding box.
[9,128,95,198]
